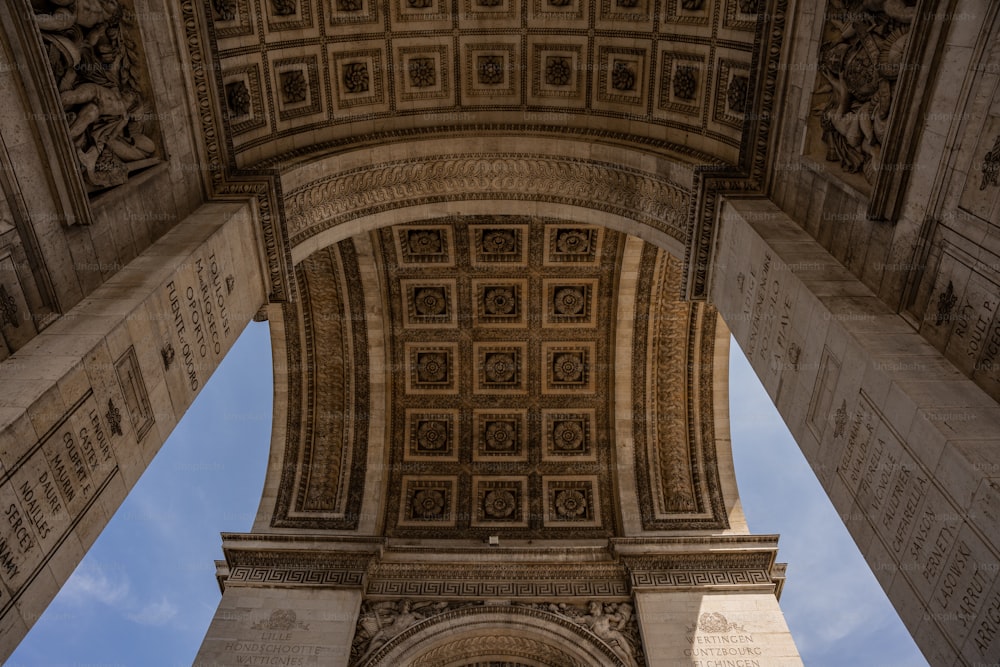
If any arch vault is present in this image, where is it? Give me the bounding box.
[1,0,999,665]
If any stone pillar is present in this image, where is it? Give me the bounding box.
[194,587,363,667]
[711,197,1000,666]
[617,537,802,667]
[194,536,381,666]
[0,201,267,659]
[633,590,802,667]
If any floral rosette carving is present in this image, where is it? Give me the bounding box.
[553,287,585,315]
[281,70,307,104]
[484,353,516,383]
[408,58,436,88]
[553,353,584,382]
[483,490,517,518]
[482,229,516,253]
[412,489,446,518]
[552,421,584,450]
[554,489,587,518]
[673,66,697,100]
[416,353,448,383]
[407,230,443,254]
[414,288,447,316]
[416,421,447,450]
[546,57,572,86]
[556,229,591,254]
[612,62,636,92]
[343,63,369,93]
[484,421,515,450]
[726,75,748,114]
[478,57,504,85]
[483,287,516,315]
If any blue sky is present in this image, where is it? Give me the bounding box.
[5,322,928,666]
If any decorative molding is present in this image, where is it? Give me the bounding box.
[226,567,365,587]
[623,551,776,590]
[178,1,293,303]
[221,549,374,589]
[359,604,633,667]
[366,562,630,598]
[271,240,369,528]
[178,0,787,304]
[284,156,690,249]
[632,246,728,529]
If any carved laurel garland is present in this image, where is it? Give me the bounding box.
[650,255,697,512]
[283,155,691,247]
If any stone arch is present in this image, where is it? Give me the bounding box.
[359,606,628,667]
[278,137,696,267]
[254,208,741,537]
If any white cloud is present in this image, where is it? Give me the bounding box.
[59,560,180,629]
[127,598,179,626]
[61,562,130,608]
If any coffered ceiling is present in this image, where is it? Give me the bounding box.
[267,215,730,537]
[201,0,765,168]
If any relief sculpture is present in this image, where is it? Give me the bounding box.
[813,0,915,184]
[32,0,159,191]
[350,600,461,664]
[519,601,645,667]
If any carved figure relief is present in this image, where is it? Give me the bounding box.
[32,0,160,191]
[351,600,461,662]
[0,285,19,328]
[981,134,1000,190]
[160,343,175,369]
[691,611,744,634]
[813,0,915,184]
[934,280,957,325]
[833,399,848,439]
[105,397,123,436]
[352,600,644,666]
[520,601,645,666]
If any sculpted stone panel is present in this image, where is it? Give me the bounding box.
[31,0,162,191]
[808,0,916,189]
